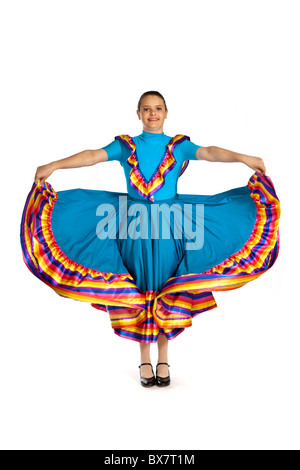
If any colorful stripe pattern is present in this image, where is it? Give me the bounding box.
[179,159,190,176]
[102,170,280,342]
[115,134,190,202]
[149,170,281,328]
[92,290,217,342]
[20,169,280,343]
[20,180,145,308]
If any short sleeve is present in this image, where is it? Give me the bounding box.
[179,139,201,160]
[101,139,124,163]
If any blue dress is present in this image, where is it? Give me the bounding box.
[20,130,281,343]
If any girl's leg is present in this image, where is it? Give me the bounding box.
[139,342,154,378]
[157,334,169,377]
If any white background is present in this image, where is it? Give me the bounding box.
[0,0,298,450]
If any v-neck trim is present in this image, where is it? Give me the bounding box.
[134,135,173,184]
[115,134,191,202]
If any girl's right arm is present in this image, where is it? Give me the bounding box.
[34,148,109,184]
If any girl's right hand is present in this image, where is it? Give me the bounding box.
[34,162,56,185]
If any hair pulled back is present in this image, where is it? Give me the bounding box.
[137,91,168,112]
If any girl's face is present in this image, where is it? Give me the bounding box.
[137,95,168,133]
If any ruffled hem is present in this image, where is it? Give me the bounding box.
[91,290,218,342]
[146,171,280,329]
[20,180,145,311]
[20,171,280,343]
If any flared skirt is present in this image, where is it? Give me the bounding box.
[20,171,281,342]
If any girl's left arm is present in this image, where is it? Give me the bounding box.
[196,146,266,174]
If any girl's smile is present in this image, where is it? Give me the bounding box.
[136,95,168,133]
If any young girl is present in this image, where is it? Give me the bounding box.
[21,91,281,387]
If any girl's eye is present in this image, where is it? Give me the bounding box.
[144,108,162,111]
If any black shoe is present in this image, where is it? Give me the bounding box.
[138,363,156,387]
[156,362,171,387]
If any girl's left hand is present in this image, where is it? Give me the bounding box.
[244,155,266,174]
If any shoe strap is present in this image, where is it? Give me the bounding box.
[139,363,155,376]
[156,362,170,367]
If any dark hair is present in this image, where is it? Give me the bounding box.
[137,91,168,112]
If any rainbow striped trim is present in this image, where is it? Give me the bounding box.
[179,159,189,176]
[20,170,280,343]
[92,290,217,342]
[149,171,281,328]
[20,181,146,311]
[92,171,280,341]
[115,134,190,202]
